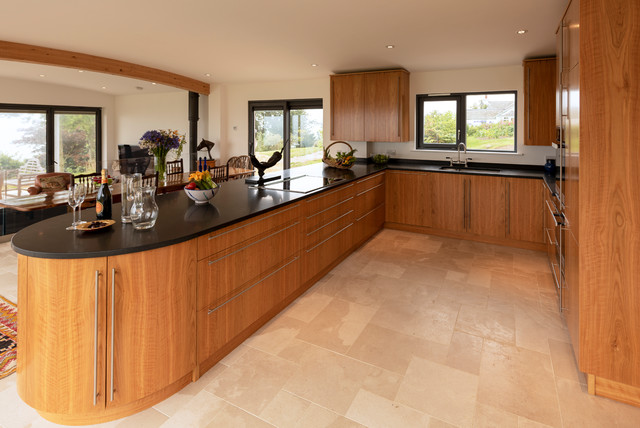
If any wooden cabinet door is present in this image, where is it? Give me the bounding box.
[385,171,431,227]
[330,74,364,141]
[564,64,580,239]
[524,58,557,146]
[467,175,506,238]
[506,177,544,243]
[431,173,465,233]
[106,240,196,408]
[564,229,579,358]
[364,70,409,142]
[19,256,107,416]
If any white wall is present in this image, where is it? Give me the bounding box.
[0,76,116,164]
[207,65,555,166]
[114,91,190,166]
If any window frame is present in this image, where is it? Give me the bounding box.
[0,103,102,172]
[415,90,517,153]
[248,98,322,170]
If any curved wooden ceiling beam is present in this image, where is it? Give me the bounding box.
[0,40,210,95]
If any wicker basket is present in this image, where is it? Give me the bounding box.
[322,141,356,169]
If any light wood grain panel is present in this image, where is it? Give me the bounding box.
[591,374,640,407]
[468,175,506,238]
[330,74,365,141]
[354,172,385,195]
[0,40,210,94]
[431,172,466,233]
[564,229,580,356]
[198,221,301,311]
[305,197,355,237]
[197,203,300,260]
[385,171,431,227]
[506,177,544,243]
[523,58,557,146]
[364,70,410,142]
[16,255,28,400]
[354,203,385,246]
[304,184,355,219]
[580,0,640,388]
[106,240,196,408]
[564,64,580,239]
[301,221,355,285]
[354,182,385,218]
[19,256,107,416]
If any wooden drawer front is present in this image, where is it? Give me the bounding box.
[197,203,300,260]
[302,221,354,284]
[304,196,354,242]
[355,172,385,194]
[354,182,385,218]
[304,184,355,218]
[197,221,301,311]
[355,203,385,244]
[197,256,300,364]
[305,204,354,249]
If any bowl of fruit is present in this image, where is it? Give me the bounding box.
[184,170,219,204]
[371,153,389,165]
[322,141,357,169]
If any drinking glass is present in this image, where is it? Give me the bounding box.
[74,184,86,226]
[66,184,87,230]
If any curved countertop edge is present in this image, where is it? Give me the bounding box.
[11,161,546,259]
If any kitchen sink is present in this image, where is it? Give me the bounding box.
[439,166,501,173]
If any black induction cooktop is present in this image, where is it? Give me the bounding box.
[251,175,345,193]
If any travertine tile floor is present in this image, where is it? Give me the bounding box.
[1,230,639,427]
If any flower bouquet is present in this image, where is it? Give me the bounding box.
[184,170,219,204]
[139,129,186,181]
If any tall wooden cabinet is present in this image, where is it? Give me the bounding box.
[330,69,409,142]
[523,58,557,146]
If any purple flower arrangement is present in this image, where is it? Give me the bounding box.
[138,129,186,158]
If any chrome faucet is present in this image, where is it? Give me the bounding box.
[446,142,471,167]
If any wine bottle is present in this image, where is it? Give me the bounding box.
[96,169,112,220]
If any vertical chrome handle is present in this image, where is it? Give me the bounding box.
[330,79,335,137]
[527,67,531,140]
[467,179,472,230]
[506,181,511,235]
[93,270,99,406]
[397,75,401,137]
[110,268,115,402]
[462,179,467,230]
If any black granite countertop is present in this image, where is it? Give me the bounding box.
[11,160,546,259]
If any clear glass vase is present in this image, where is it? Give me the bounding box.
[130,186,159,230]
[154,152,167,182]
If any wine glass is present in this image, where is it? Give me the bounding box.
[74,184,87,226]
[66,184,86,230]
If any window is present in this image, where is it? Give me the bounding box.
[0,104,102,174]
[416,91,516,152]
[249,99,323,171]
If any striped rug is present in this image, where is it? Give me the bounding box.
[0,296,16,379]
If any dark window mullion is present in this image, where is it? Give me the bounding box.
[45,107,55,172]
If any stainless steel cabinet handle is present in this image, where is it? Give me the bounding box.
[506,181,510,235]
[93,270,99,406]
[467,179,472,230]
[110,268,115,402]
[397,75,401,137]
[546,200,564,227]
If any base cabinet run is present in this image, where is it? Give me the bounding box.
[17,241,197,425]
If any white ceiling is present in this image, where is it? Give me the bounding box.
[0,0,567,94]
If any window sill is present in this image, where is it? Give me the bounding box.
[411,148,523,156]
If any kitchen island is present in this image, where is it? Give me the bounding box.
[12,161,546,424]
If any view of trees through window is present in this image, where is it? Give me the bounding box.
[251,99,323,171]
[0,105,100,174]
[417,92,516,152]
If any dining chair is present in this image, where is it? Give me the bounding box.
[226,155,254,179]
[166,159,183,176]
[208,165,229,183]
[141,171,159,188]
[74,172,102,194]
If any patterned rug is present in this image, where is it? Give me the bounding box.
[0,296,17,379]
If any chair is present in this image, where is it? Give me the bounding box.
[141,171,159,188]
[27,172,74,195]
[208,165,229,183]
[226,155,254,179]
[166,159,184,176]
[74,172,102,194]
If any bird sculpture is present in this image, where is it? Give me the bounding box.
[250,146,284,183]
[196,139,215,160]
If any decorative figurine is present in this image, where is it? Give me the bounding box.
[196,139,215,160]
[249,147,284,185]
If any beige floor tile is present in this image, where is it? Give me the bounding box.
[370,299,458,345]
[204,403,274,428]
[295,403,366,428]
[473,403,519,427]
[259,390,311,427]
[445,331,483,375]
[400,264,448,286]
[245,314,308,356]
[347,323,448,375]
[282,291,333,323]
[296,297,377,353]
[515,305,569,355]
[374,274,441,308]
[396,357,479,428]
[477,340,561,427]
[455,304,516,345]
[281,340,382,415]
[517,417,555,428]
[465,267,493,288]
[360,366,405,401]
[219,343,251,366]
[205,347,295,415]
[548,339,585,385]
[346,389,430,428]
[436,280,489,309]
[159,390,227,428]
[427,418,459,428]
[329,274,388,307]
[361,259,406,279]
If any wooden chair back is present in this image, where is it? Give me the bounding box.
[227,155,252,170]
[208,165,229,183]
[166,159,183,176]
[74,172,101,193]
[141,171,159,188]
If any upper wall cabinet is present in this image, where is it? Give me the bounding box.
[523,58,557,146]
[330,69,410,142]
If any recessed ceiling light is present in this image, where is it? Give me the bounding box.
[386,45,395,49]
[39,74,45,77]
[151,82,157,85]
[101,86,107,90]
[311,64,318,67]
[78,70,84,73]
[516,29,528,35]
[204,73,211,77]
